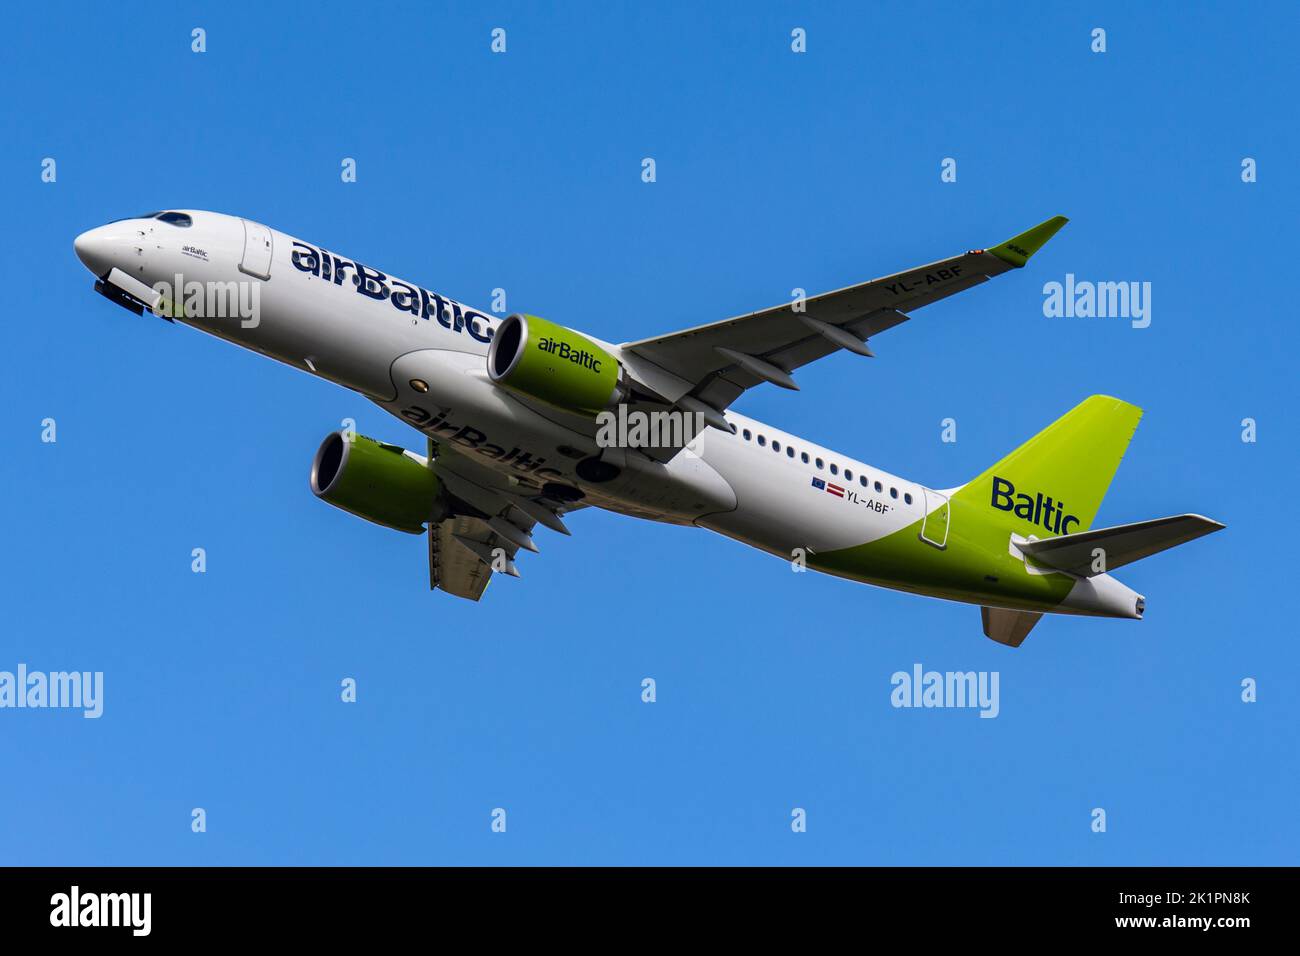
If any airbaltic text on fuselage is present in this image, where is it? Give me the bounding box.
[398,404,566,484]
[290,241,495,344]
[990,476,1079,534]
[538,337,601,372]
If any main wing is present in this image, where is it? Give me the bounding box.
[620,216,1068,416]
[424,439,584,601]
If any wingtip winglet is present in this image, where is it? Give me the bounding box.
[988,215,1069,268]
[1184,514,1227,533]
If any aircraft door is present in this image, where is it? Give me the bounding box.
[919,488,950,549]
[239,219,273,279]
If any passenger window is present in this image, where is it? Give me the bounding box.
[904,492,913,505]
[815,458,824,469]
[742,429,751,441]
[874,481,882,492]
[772,441,781,452]
[758,435,766,447]
[859,475,868,487]
[801,452,809,463]
[786,447,795,458]
[845,469,853,481]
[830,464,838,475]
[890,487,899,499]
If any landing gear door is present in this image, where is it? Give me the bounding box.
[920,488,950,550]
[239,219,273,280]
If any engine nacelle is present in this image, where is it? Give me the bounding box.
[487,313,622,415]
[310,432,442,534]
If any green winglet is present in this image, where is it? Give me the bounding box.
[987,215,1069,268]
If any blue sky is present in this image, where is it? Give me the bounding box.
[1,1,1295,864]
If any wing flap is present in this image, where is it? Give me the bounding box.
[430,515,500,600]
[420,441,583,601]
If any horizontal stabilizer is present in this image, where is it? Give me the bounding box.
[1016,514,1225,577]
[981,607,1044,647]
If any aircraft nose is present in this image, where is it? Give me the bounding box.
[74,225,117,277]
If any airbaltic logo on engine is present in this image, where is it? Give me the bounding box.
[990,476,1080,535]
[538,337,602,373]
[290,241,495,344]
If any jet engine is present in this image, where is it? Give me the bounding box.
[486,313,624,415]
[309,432,444,533]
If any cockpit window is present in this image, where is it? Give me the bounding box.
[156,211,192,227]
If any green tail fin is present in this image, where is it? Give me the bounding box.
[955,395,1143,536]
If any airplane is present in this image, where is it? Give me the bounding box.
[73,210,1223,646]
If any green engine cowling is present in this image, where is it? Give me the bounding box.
[310,432,442,533]
[486,313,622,415]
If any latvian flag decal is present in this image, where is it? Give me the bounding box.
[810,477,845,498]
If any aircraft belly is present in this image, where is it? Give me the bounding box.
[380,349,736,522]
